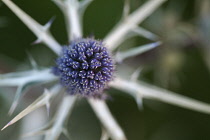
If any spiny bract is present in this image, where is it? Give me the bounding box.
[53,38,114,98]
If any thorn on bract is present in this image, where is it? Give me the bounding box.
[130,67,142,82]
[26,51,38,69]
[32,38,42,45]
[8,101,18,116]
[43,16,56,31]
[136,95,144,110]
[1,121,12,131]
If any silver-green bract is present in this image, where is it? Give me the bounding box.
[1,0,210,140]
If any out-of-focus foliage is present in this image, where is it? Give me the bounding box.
[0,0,210,140]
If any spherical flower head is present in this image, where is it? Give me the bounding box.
[52,38,114,98]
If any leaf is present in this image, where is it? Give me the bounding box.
[111,77,210,115]
[135,94,144,110]
[26,52,38,69]
[100,129,109,140]
[8,84,29,115]
[1,89,54,131]
[130,67,142,82]
[116,41,161,62]
[0,69,57,87]
[21,120,54,138]
[79,0,93,16]
[44,95,76,140]
[2,0,62,54]
[88,99,127,140]
[131,26,159,41]
[62,128,71,140]
[9,80,43,115]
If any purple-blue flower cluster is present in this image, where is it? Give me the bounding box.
[53,38,114,98]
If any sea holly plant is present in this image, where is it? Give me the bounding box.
[1,0,210,140]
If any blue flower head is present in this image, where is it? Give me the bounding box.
[52,38,114,98]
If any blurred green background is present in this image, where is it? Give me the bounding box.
[0,0,210,140]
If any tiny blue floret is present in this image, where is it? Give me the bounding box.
[52,38,114,98]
